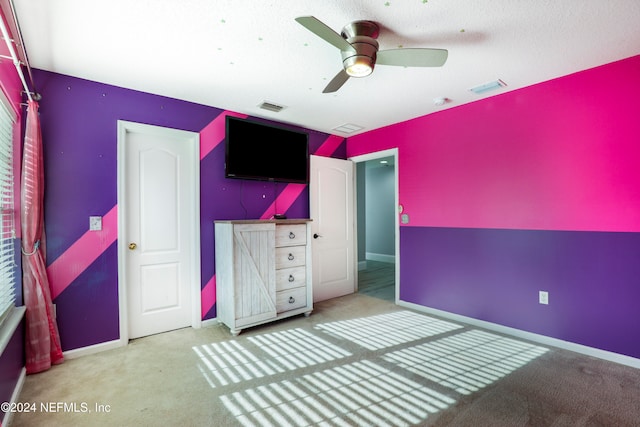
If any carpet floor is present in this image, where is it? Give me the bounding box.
[10,293,640,426]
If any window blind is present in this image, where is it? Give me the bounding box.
[0,93,16,324]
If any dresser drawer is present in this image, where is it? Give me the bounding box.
[275,246,306,269]
[276,286,306,312]
[275,224,307,247]
[276,266,306,291]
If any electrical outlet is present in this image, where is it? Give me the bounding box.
[539,291,549,305]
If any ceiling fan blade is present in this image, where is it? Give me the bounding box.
[323,69,350,93]
[295,16,355,52]
[377,48,448,67]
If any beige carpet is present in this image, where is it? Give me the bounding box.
[10,293,640,426]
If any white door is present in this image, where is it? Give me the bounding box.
[118,121,200,339]
[310,155,356,302]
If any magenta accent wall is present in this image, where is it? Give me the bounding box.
[348,55,640,232]
[347,55,640,358]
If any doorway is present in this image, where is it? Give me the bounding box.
[117,121,201,342]
[351,149,399,302]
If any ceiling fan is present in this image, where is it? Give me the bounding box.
[295,16,448,93]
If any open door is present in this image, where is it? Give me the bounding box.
[309,155,356,302]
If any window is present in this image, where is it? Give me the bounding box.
[0,91,17,324]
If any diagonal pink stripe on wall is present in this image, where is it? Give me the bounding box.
[48,205,118,300]
[200,111,247,160]
[260,184,308,219]
[313,134,344,157]
[258,135,344,220]
[200,275,216,317]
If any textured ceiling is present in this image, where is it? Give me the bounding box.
[11,0,640,136]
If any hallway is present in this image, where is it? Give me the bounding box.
[358,260,395,301]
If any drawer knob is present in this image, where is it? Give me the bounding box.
[289,231,296,239]
[288,275,295,282]
[289,296,295,304]
[288,253,294,261]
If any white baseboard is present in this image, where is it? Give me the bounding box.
[398,300,640,370]
[61,319,220,360]
[1,367,26,427]
[365,252,395,263]
[63,339,125,360]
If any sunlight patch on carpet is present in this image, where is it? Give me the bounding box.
[247,328,351,370]
[220,360,456,427]
[382,329,549,395]
[315,310,463,350]
[194,328,351,388]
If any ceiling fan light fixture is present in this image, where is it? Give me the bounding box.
[344,55,374,77]
[341,35,378,78]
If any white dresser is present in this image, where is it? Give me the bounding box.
[214,219,313,335]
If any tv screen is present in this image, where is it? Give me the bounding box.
[225,116,309,183]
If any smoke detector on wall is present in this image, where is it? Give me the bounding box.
[469,79,507,95]
[433,97,449,106]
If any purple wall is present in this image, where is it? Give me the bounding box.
[33,70,345,351]
[0,320,24,415]
[348,55,640,359]
[400,227,640,358]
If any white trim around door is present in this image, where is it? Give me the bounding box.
[117,120,201,346]
[349,148,400,303]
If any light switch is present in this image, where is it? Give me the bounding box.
[89,216,102,231]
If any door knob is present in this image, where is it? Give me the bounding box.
[128,243,137,250]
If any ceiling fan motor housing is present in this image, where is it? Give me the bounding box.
[340,20,380,39]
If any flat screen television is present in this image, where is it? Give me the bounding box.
[225,116,309,183]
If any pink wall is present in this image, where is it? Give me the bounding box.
[347,55,640,232]
[0,11,23,111]
[0,62,21,109]
[0,15,23,238]
[0,8,24,222]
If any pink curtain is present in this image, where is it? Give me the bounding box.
[21,100,63,374]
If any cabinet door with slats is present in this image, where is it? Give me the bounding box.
[233,223,276,327]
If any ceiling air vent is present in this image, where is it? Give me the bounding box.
[332,123,364,134]
[258,101,286,112]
